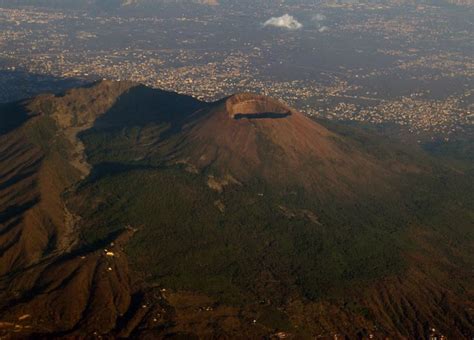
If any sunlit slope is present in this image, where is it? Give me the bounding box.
[0,81,472,338]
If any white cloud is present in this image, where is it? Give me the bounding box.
[312,13,327,21]
[319,26,329,32]
[121,0,137,5]
[263,14,303,30]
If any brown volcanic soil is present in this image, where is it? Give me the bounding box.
[0,81,136,275]
[0,83,274,338]
[226,93,294,118]
[287,237,474,339]
[0,82,138,337]
[173,93,410,198]
[0,82,472,338]
[0,129,44,276]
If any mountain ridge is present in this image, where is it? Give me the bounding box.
[0,81,472,338]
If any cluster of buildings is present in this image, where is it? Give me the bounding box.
[326,92,473,138]
[0,5,472,139]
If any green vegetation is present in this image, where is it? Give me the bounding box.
[74,162,407,303]
[2,83,473,337]
[66,108,474,312]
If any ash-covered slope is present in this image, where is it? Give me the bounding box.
[171,92,404,197]
[0,81,473,339]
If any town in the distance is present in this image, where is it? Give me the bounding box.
[0,0,472,146]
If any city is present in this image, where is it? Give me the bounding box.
[0,3,472,142]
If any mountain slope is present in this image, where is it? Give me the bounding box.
[0,81,473,338]
[170,93,416,195]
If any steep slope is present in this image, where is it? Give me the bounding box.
[170,93,419,197]
[0,82,142,336]
[0,120,44,275]
[0,81,473,338]
[0,81,139,273]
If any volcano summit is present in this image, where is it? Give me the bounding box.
[225,93,294,119]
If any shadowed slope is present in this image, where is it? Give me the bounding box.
[0,82,472,338]
[0,81,214,337]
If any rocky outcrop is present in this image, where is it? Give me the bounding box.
[226,93,294,119]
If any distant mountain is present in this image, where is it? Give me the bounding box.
[0,81,473,338]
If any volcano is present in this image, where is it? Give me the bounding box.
[0,81,473,339]
[169,92,398,196]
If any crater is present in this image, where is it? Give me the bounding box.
[226,93,294,120]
